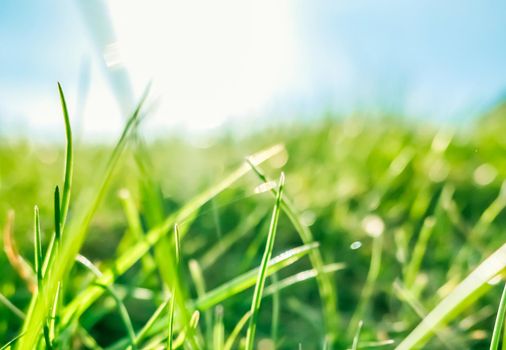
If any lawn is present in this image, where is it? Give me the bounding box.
[0,90,505,349]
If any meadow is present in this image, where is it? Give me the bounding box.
[0,89,505,349]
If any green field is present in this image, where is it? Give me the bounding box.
[1,91,506,349]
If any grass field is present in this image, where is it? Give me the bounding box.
[1,89,506,349]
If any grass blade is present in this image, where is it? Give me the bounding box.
[404,216,435,289]
[60,144,284,325]
[118,188,156,273]
[213,305,224,349]
[34,206,53,350]
[200,207,266,270]
[395,243,506,350]
[263,263,346,297]
[111,243,320,348]
[351,320,363,350]
[41,186,63,278]
[118,189,143,241]
[54,186,61,243]
[0,333,25,350]
[57,82,73,230]
[76,255,137,350]
[0,292,25,320]
[349,233,384,336]
[189,259,212,346]
[490,283,506,350]
[3,210,36,292]
[503,319,506,350]
[134,298,170,348]
[49,282,61,343]
[167,224,180,350]
[271,272,280,345]
[393,280,463,349]
[194,242,318,311]
[185,311,201,348]
[245,172,285,350]
[167,293,175,350]
[247,160,339,343]
[223,311,251,350]
[347,339,395,349]
[138,310,200,350]
[18,85,150,350]
[33,206,43,289]
[174,224,180,264]
[471,181,506,241]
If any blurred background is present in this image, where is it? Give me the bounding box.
[1,0,506,140]
[2,2,506,349]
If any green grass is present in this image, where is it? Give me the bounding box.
[245,172,284,349]
[490,283,506,350]
[0,86,506,349]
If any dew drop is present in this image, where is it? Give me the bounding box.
[350,241,362,250]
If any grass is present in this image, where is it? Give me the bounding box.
[76,254,138,349]
[490,283,506,350]
[0,85,506,349]
[245,172,285,349]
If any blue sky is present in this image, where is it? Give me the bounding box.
[1,1,506,139]
[295,1,506,118]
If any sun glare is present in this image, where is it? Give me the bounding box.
[106,0,297,132]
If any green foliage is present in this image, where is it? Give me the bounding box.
[245,173,284,349]
[1,90,506,349]
[490,283,506,350]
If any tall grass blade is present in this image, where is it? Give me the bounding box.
[247,160,339,343]
[349,233,384,336]
[396,243,506,350]
[113,244,319,348]
[503,320,506,350]
[472,181,506,241]
[34,206,53,350]
[213,305,224,349]
[33,206,43,289]
[167,293,175,350]
[393,280,463,349]
[132,298,170,348]
[348,339,395,349]
[0,292,25,320]
[54,186,61,243]
[60,144,284,324]
[263,263,346,297]
[39,186,63,286]
[18,85,150,350]
[404,216,435,289]
[271,272,280,345]
[174,224,180,264]
[76,255,137,350]
[245,172,285,350]
[186,311,201,348]
[49,282,61,343]
[189,259,212,346]
[200,207,266,270]
[118,188,156,272]
[490,283,506,350]
[57,83,73,230]
[194,242,318,310]
[351,320,363,350]
[3,211,36,292]
[167,224,181,350]
[223,311,251,350]
[0,333,24,350]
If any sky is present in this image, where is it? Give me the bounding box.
[1,0,506,140]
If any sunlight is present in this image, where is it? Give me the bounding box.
[107,0,297,131]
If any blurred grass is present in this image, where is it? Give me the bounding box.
[1,103,506,348]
